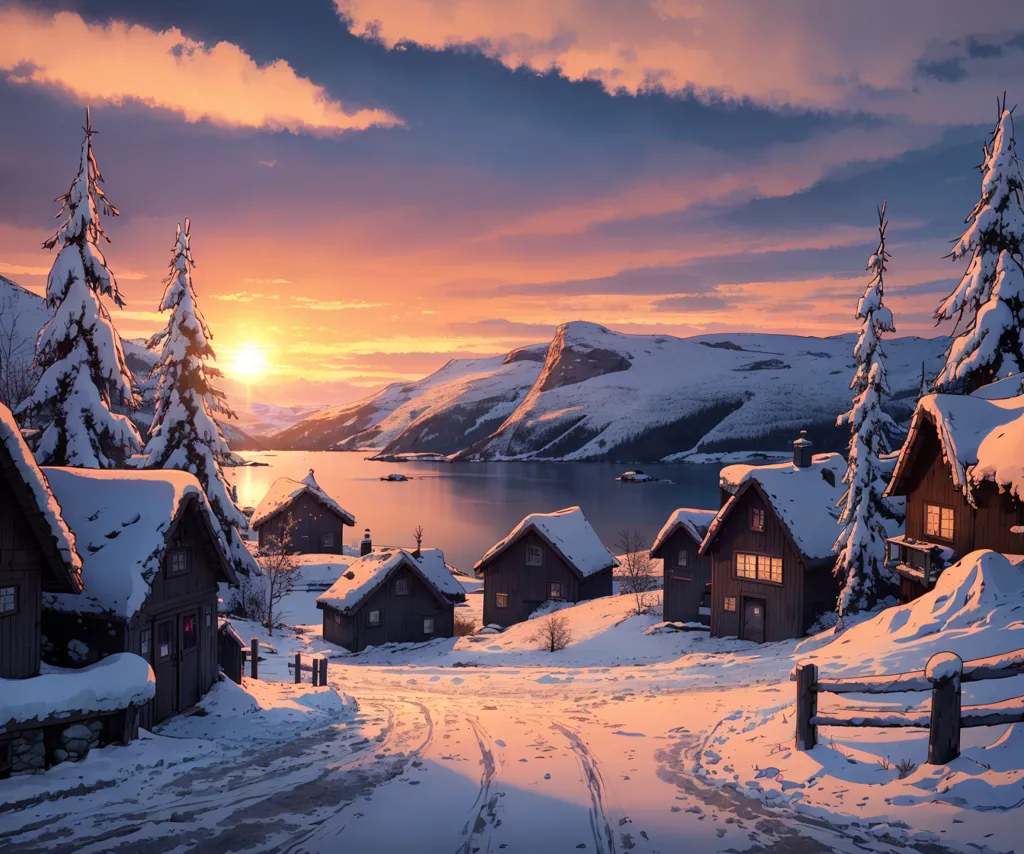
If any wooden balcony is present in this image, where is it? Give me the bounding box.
[886,535,955,589]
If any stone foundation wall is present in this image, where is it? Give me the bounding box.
[10,730,45,774]
[4,714,115,776]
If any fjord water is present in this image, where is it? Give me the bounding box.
[228,451,721,572]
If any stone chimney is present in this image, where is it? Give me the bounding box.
[360,528,373,556]
[793,430,813,468]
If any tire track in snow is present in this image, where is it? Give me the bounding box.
[457,714,500,854]
[550,721,617,854]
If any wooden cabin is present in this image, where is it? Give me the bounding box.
[251,469,355,554]
[885,389,1024,602]
[317,548,463,652]
[650,508,716,624]
[217,619,246,685]
[699,436,850,643]
[475,507,618,628]
[41,469,237,728]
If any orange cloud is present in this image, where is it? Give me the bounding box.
[0,8,400,134]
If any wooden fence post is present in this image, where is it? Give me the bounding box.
[294,653,302,684]
[795,662,818,750]
[250,638,259,680]
[320,658,328,685]
[120,704,138,746]
[926,652,962,765]
[312,658,319,687]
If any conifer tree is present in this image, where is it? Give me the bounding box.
[834,202,900,620]
[935,97,1024,393]
[138,219,257,575]
[17,109,141,466]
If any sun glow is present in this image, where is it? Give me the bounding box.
[228,344,269,382]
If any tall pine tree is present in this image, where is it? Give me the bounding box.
[138,219,257,575]
[935,97,1024,393]
[17,109,141,466]
[833,202,900,620]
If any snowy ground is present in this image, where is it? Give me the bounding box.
[1,552,1022,854]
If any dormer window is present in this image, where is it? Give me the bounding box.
[395,577,409,595]
[168,549,190,576]
[526,545,543,566]
[925,505,954,541]
[751,507,765,533]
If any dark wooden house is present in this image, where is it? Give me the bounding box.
[41,468,237,728]
[699,438,852,643]
[217,618,246,684]
[251,469,355,554]
[475,507,618,628]
[650,508,716,625]
[885,390,1024,602]
[317,548,463,652]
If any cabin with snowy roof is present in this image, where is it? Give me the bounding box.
[650,508,716,625]
[251,469,355,554]
[699,434,848,643]
[40,468,237,728]
[317,548,463,652]
[0,404,153,776]
[474,507,618,627]
[885,385,1024,602]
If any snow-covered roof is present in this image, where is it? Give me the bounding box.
[702,453,847,561]
[316,547,464,613]
[250,469,355,529]
[42,468,236,618]
[474,506,619,577]
[0,403,82,591]
[0,653,155,732]
[888,392,1024,505]
[651,508,718,555]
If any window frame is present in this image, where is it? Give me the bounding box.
[423,617,435,635]
[167,548,190,577]
[677,549,688,567]
[549,582,564,600]
[181,612,198,651]
[321,532,335,548]
[734,551,784,585]
[0,585,17,617]
[924,504,955,542]
[139,627,152,663]
[395,576,410,596]
[750,507,766,533]
[495,592,509,609]
[723,596,737,612]
[525,545,544,567]
[367,608,382,626]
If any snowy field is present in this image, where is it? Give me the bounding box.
[1,551,1022,854]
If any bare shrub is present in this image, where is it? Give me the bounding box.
[454,613,476,636]
[895,758,917,778]
[617,528,657,616]
[257,517,303,636]
[532,612,573,652]
[877,756,892,772]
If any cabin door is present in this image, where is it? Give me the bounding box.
[178,611,201,710]
[154,618,179,721]
[741,597,766,644]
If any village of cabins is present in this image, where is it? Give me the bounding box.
[3,364,1023,778]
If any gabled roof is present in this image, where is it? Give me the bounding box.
[42,468,237,618]
[250,469,355,529]
[473,506,619,577]
[0,403,81,593]
[316,547,463,614]
[887,392,1024,506]
[650,508,717,557]
[700,453,847,562]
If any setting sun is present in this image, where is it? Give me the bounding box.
[227,344,268,381]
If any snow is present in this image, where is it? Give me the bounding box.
[925,651,963,682]
[0,654,154,730]
[317,547,464,613]
[650,507,717,554]
[474,506,619,577]
[250,468,355,528]
[42,467,232,617]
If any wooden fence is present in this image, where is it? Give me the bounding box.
[795,646,1024,764]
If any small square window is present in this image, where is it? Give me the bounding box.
[368,609,381,626]
[395,577,410,596]
[549,582,564,600]
[423,617,435,634]
[677,550,688,567]
[168,549,189,576]
[526,545,543,566]
[495,592,509,609]
[0,586,17,617]
[925,505,954,540]
[724,596,737,612]
[322,532,335,548]
[751,507,765,532]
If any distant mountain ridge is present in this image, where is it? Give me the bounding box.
[271,321,949,462]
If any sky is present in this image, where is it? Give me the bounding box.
[0,0,1022,406]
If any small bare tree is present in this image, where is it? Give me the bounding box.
[532,611,573,652]
[0,294,38,409]
[617,528,657,616]
[413,525,424,557]
[257,518,303,636]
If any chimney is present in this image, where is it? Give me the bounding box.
[360,528,373,556]
[793,430,813,468]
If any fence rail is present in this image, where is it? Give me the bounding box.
[794,645,1024,764]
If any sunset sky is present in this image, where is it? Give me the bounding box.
[1,0,1022,405]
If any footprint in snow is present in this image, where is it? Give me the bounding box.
[495,739,506,747]
[451,677,464,685]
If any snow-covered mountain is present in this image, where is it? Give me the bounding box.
[272,321,948,462]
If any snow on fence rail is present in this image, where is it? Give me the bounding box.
[794,646,1024,764]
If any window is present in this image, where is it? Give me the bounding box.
[750,507,765,532]
[333,612,342,624]
[677,550,688,567]
[735,552,783,584]
[0,586,17,617]
[724,596,737,612]
[204,604,212,628]
[368,609,381,626]
[140,627,152,663]
[395,577,410,596]
[925,504,955,540]
[495,592,509,609]
[157,622,172,661]
[423,617,435,635]
[182,614,197,650]
[549,582,564,600]
[526,545,544,566]
[321,532,335,548]
[168,549,189,576]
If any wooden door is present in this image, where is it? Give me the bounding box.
[179,611,200,710]
[154,618,178,721]
[741,597,766,644]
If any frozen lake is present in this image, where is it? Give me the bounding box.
[227,452,721,571]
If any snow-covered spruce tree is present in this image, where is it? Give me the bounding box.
[935,97,1024,393]
[833,202,901,621]
[17,109,141,466]
[138,219,257,576]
